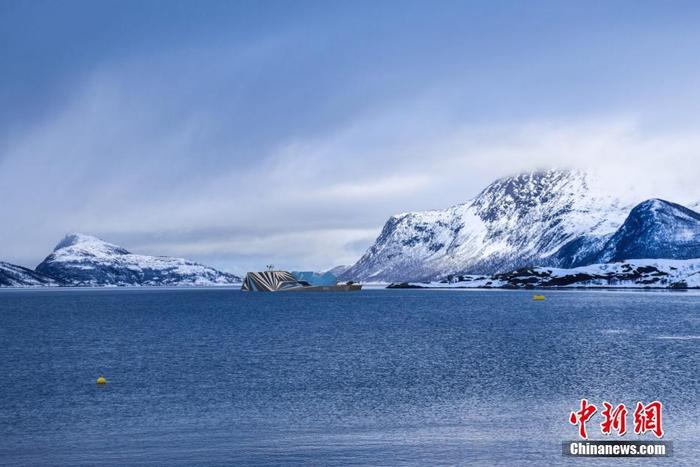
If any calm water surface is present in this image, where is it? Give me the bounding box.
[1,288,698,466]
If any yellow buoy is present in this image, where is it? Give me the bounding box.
[96,376,107,385]
[533,294,545,301]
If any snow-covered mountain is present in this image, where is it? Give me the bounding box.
[35,233,241,286]
[342,170,632,282]
[388,258,700,289]
[595,198,700,263]
[0,261,58,287]
[324,265,350,277]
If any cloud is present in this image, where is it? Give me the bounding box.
[2,36,700,272]
[436,118,700,205]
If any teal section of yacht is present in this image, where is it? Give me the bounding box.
[291,271,337,286]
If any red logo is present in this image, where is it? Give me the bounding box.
[633,401,664,438]
[601,402,627,436]
[569,399,597,439]
[569,400,664,439]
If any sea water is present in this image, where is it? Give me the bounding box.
[1,288,698,466]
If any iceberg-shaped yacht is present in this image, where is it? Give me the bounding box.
[241,270,361,292]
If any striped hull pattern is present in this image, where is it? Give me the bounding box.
[241,271,299,291]
[241,271,362,292]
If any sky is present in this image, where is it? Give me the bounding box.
[2,0,700,274]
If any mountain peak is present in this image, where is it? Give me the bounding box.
[341,169,631,281]
[484,169,585,191]
[632,198,699,217]
[596,198,700,262]
[633,198,671,212]
[472,169,589,222]
[493,168,583,184]
[37,233,241,286]
[638,198,667,208]
[53,233,130,256]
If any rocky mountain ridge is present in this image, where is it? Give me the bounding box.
[342,170,700,282]
[0,233,241,287]
[388,258,700,289]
